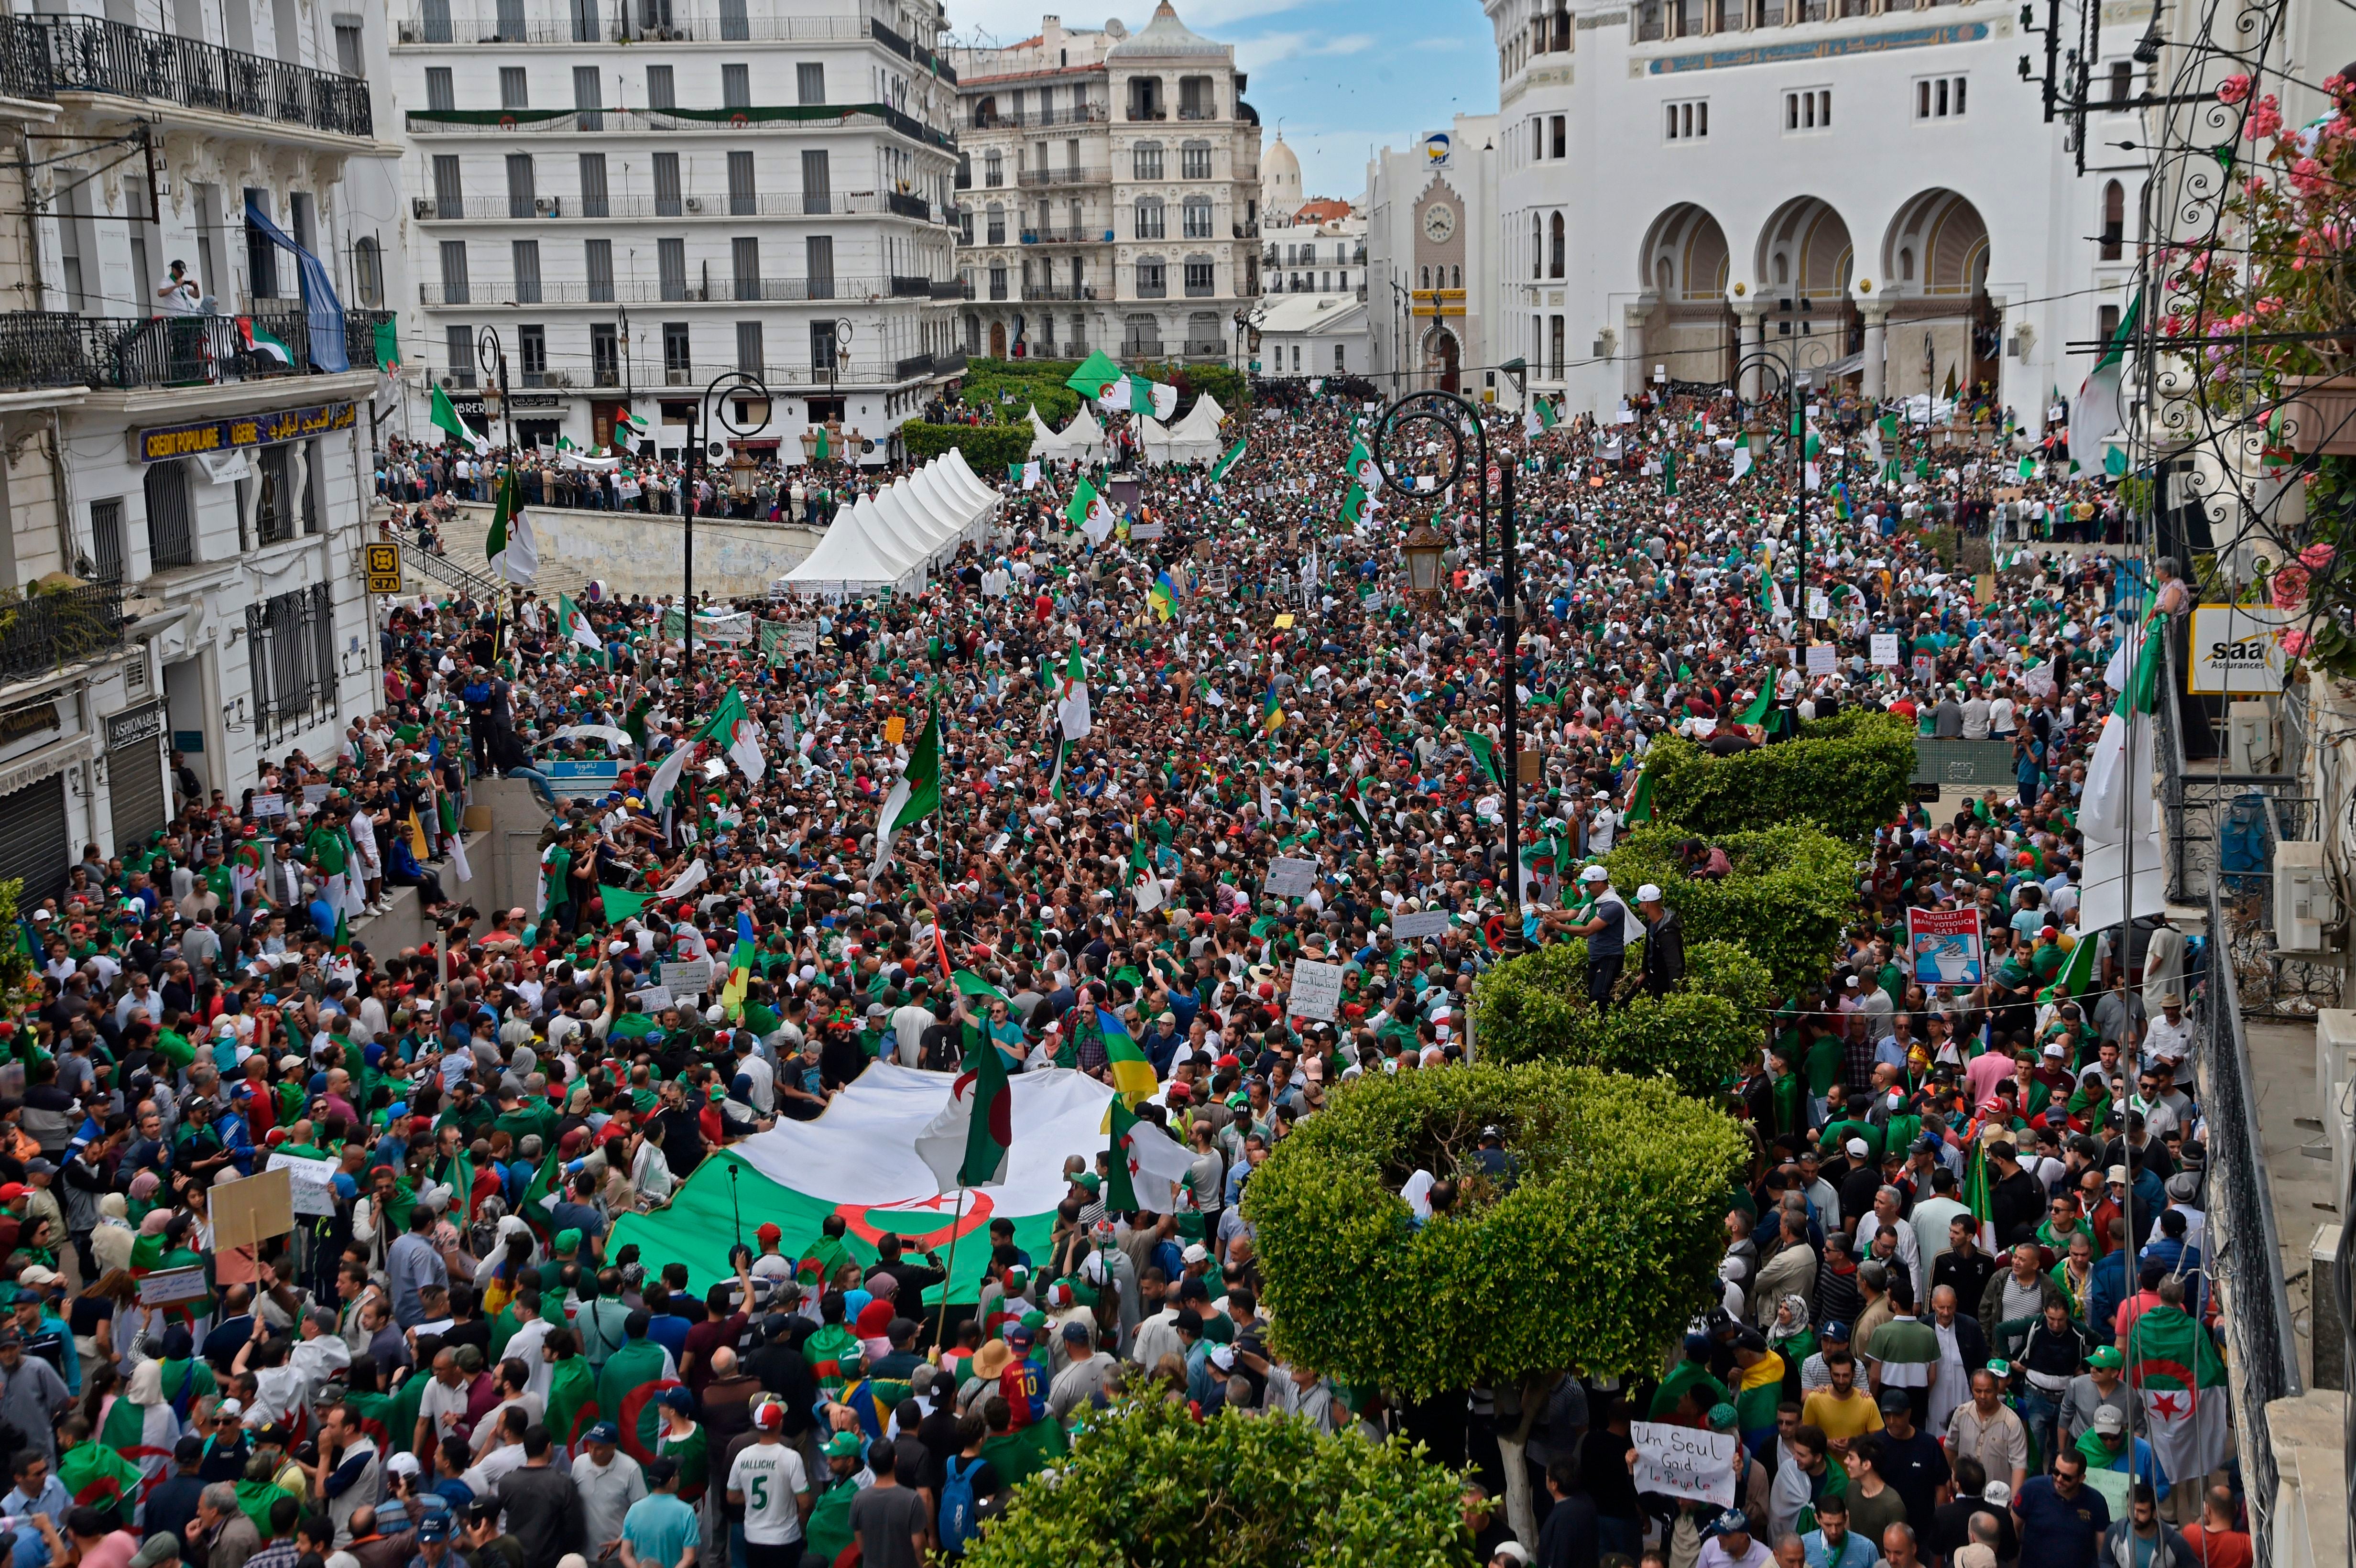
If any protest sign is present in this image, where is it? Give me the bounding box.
[1262,857,1320,898]
[1288,959,1344,1023]
[1631,1422,1739,1508]
[1907,906,1986,987]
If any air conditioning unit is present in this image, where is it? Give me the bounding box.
[411,197,433,218]
[534,196,561,216]
[396,21,418,41]
[2229,700,2279,775]
[2277,840,2339,952]
[684,196,704,213]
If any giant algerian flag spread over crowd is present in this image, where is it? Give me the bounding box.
[608,1063,1115,1302]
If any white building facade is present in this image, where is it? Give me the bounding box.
[950,4,1262,366]
[0,1,394,899]
[1257,194,1370,378]
[1364,117,1501,398]
[371,0,968,461]
[1480,0,2146,418]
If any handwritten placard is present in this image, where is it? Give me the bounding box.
[1390,910,1452,942]
[660,959,714,997]
[1631,1421,1739,1508]
[266,1152,339,1219]
[1287,959,1344,1023]
[1262,857,1320,898]
[138,1265,210,1307]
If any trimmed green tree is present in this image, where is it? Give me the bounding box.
[960,1396,1475,1568]
[1641,708,1915,843]
[1470,939,1771,1095]
[897,421,1036,472]
[1604,825,1859,995]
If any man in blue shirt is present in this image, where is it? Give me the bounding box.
[618,1457,699,1568]
[1801,1493,1877,1568]
[2013,1451,2110,1568]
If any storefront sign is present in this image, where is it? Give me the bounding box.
[0,701,60,746]
[105,701,167,751]
[141,402,358,464]
[2188,603,2296,695]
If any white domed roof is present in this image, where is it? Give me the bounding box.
[1107,0,1227,57]
[1264,134,1300,181]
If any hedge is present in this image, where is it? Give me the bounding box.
[1643,708,1915,843]
[956,356,1249,434]
[961,1396,1474,1568]
[898,421,1036,472]
[1604,825,1859,995]
[1470,939,1769,1096]
[1243,1064,1749,1398]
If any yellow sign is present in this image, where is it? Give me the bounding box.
[1273,613,1296,629]
[363,541,403,594]
[884,715,907,746]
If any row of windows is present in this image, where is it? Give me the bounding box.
[437,319,842,384]
[435,234,851,305]
[431,147,867,217]
[1266,343,1351,373]
[1419,265,1463,289]
[423,60,829,114]
[970,198,1222,243]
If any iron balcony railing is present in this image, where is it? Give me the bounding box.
[970,103,1107,129]
[1181,339,1225,356]
[1020,285,1096,302]
[1126,107,1166,121]
[416,191,930,220]
[406,103,955,152]
[422,278,892,305]
[931,279,971,300]
[0,583,131,686]
[1122,339,1164,358]
[0,307,391,391]
[1021,227,1112,245]
[33,14,373,137]
[397,7,868,44]
[0,14,55,101]
[1016,166,1107,187]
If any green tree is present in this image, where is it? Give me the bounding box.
[1642,709,1915,842]
[897,422,1035,471]
[1471,939,1770,1095]
[1243,1064,1748,1401]
[960,1396,1474,1568]
[1604,825,1858,994]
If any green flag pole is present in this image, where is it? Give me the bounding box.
[931,1187,968,1349]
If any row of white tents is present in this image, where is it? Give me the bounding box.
[1025,393,1228,467]
[781,447,1001,596]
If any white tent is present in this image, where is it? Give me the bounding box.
[782,452,1001,595]
[1026,405,1066,459]
[1058,404,1105,456]
[1144,393,1226,465]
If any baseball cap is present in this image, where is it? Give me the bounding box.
[822,1431,865,1459]
[1821,1320,1851,1341]
[415,1516,452,1545]
[1877,1389,1912,1415]
[1636,883,1662,902]
[1061,1321,1091,1343]
[2093,1405,2126,1434]
[584,1422,620,1446]
[753,1402,785,1431]
[1846,1138,1869,1158]
[1579,865,1609,882]
[755,1222,782,1243]
[2089,1346,2123,1370]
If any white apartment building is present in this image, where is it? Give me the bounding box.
[1364,117,1501,398]
[1479,0,2146,419]
[1256,184,1370,379]
[0,1,393,898]
[368,0,968,461]
[949,5,1262,365]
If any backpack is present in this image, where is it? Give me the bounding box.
[938,1454,982,1552]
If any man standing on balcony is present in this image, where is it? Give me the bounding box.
[157,260,204,382]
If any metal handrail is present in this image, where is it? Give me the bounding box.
[33,13,372,136]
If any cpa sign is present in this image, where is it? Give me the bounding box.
[2187,603,2296,694]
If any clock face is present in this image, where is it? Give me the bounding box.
[1423,202,1457,243]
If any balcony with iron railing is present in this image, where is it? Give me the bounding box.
[414,190,936,220]
[0,583,131,688]
[1177,104,1219,120]
[969,103,1108,129]
[396,7,869,44]
[1020,285,1097,301]
[1126,106,1166,121]
[932,279,971,299]
[1181,339,1225,357]
[1,308,392,392]
[1021,227,1112,246]
[633,355,963,388]
[31,13,373,138]
[405,103,955,152]
[1015,166,1107,187]
[423,277,899,305]
[1121,339,1164,359]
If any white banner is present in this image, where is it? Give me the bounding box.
[1288,958,1345,1023]
[1631,1422,1739,1508]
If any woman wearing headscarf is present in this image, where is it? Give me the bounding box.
[1765,1292,1817,1404]
[94,1355,183,1496]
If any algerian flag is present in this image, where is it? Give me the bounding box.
[915,1019,1014,1190]
[1057,644,1091,740]
[1064,348,1124,401]
[1021,460,1040,490]
[2126,1304,2231,1486]
[1209,437,1246,484]
[1461,729,1500,786]
[1524,397,1558,436]
[1342,483,1373,531]
[659,858,708,897]
[1108,1098,1193,1214]
[486,468,538,585]
[698,685,766,783]
[644,738,694,812]
[1345,439,1380,493]
[605,1065,1118,1303]
[431,383,490,452]
[2071,290,2140,474]
[1626,766,1656,825]
[1096,375,1133,413]
[869,704,941,877]
[372,315,402,398]
[599,884,653,924]
[2018,454,2036,481]
[1065,477,1100,532]
[1662,447,1678,497]
[555,594,604,662]
[1134,375,1177,419]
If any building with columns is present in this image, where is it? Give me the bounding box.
[949,5,1263,365]
[1477,0,2145,421]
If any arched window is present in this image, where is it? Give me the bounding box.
[1898,245,1914,282]
[974,95,997,128]
[1420,264,1431,288]
[1132,141,1164,180]
[1451,264,1461,288]
[1548,212,1564,278]
[1531,213,1542,279]
[1181,196,1213,239]
[986,203,1005,244]
[354,236,383,305]
[1135,197,1166,239]
[2099,179,2124,259]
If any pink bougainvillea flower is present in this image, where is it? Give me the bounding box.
[2273,564,2311,608]
[2283,628,2313,657]
[2301,543,2337,570]
[2218,74,2253,104]
[2247,95,2284,139]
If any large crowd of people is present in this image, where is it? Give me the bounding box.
[4,379,2239,1568]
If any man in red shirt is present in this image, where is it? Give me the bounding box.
[2177,1485,2252,1568]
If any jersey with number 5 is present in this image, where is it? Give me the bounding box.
[727,1442,809,1545]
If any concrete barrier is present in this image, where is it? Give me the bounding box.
[527,507,827,598]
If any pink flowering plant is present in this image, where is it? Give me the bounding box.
[2160,74,2356,385]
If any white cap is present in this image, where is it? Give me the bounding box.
[1846,1138,1870,1158]
[1636,884,1663,902]
[1579,865,1609,882]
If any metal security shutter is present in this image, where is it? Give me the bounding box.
[109,739,165,850]
[0,775,67,904]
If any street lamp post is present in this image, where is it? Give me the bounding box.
[678,368,775,681]
[1372,388,1520,912]
[1730,335,1836,642]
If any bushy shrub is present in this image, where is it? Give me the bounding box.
[1471,939,1769,1096]
[1244,1064,1748,1397]
[961,1396,1474,1568]
[898,421,1036,472]
[1604,825,1860,995]
[1643,709,1915,843]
